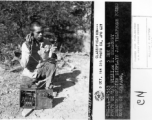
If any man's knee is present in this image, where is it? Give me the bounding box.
[45,62,56,77]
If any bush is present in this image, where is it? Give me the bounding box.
[0,1,92,53]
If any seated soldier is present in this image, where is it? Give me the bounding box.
[20,21,57,89]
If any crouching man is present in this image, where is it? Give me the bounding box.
[20,21,57,90]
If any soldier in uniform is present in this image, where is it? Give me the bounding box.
[20,21,57,89]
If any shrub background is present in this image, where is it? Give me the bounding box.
[0,1,92,53]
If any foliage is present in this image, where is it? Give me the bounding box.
[0,1,92,53]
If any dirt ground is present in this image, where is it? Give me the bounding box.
[0,53,90,119]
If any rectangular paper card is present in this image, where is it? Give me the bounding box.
[92,1,152,120]
[1,1,152,120]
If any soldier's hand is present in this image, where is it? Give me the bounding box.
[25,33,34,44]
[44,45,50,53]
[50,45,57,53]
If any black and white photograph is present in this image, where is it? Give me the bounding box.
[0,1,93,119]
[2,0,152,120]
